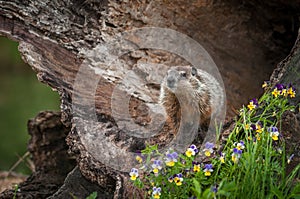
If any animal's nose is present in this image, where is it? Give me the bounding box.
[167,76,176,88]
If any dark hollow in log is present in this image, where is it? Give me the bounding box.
[0,0,300,198]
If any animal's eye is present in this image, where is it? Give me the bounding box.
[180,71,187,78]
[191,67,197,76]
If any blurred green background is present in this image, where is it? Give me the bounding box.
[0,36,60,174]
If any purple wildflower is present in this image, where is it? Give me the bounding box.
[288,154,295,164]
[165,152,178,166]
[203,142,214,157]
[186,144,198,157]
[211,185,218,193]
[275,83,286,91]
[203,164,213,176]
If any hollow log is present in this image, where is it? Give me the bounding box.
[0,0,299,198]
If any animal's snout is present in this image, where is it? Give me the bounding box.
[167,76,176,88]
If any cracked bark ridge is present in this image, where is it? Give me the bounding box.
[48,167,112,199]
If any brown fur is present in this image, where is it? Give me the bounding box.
[160,66,212,131]
[147,66,216,147]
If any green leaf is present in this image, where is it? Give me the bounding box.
[270,185,284,199]
[221,181,236,192]
[202,187,212,199]
[290,183,300,196]
[86,192,97,199]
[141,144,158,155]
[192,178,202,198]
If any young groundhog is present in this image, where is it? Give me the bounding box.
[159,65,224,132]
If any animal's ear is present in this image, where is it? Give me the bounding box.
[191,66,197,76]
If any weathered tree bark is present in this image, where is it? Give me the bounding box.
[0,0,299,198]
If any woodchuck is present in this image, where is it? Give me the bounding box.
[159,65,224,134]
